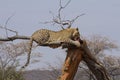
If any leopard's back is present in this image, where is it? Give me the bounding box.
[31,29,51,45]
[31,29,64,44]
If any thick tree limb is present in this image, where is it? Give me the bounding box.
[0,35,30,41]
[82,40,112,80]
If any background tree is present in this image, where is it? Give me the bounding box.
[78,35,119,80]
[0,41,28,80]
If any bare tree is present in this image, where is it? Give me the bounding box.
[103,56,120,80]
[46,63,61,80]
[0,42,28,80]
[86,35,118,55]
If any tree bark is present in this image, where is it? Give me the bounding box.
[58,47,83,80]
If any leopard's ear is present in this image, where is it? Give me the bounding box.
[76,27,79,31]
[67,25,71,29]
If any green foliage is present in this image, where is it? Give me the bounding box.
[0,66,24,80]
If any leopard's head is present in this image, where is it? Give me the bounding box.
[72,28,80,41]
[66,27,80,41]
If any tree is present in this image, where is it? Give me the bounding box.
[0,0,119,80]
[0,42,28,80]
[103,56,120,80]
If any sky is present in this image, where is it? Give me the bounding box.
[0,0,120,70]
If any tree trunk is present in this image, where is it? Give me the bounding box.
[58,40,112,80]
[58,47,83,80]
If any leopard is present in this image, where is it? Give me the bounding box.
[21,28,81,68]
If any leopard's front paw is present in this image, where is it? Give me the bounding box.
[74,41,80,47]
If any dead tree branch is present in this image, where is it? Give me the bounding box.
[56,0,72,29]
[82,40,112,80]
[53,0,85,29]
[0,26,29,41]
[40,0,85,30]
[4,14,16,37]
[0,35,30,41]
[0,16,30,42]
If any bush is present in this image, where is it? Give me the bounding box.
[0,66,24,80]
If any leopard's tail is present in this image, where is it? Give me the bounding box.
[21,38,33,69]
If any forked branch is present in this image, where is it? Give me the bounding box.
[0,27,29,41]
[0,26,18,36]
[0,15,30,42]
[4,14,16,36]
[40,0,85,30]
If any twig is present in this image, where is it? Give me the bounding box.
[71,13,85,24]
[57,0,72,29]
[39,0,73,30]
[4,14,15,37]
[0,26,18,36]
[53,0,85,29]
